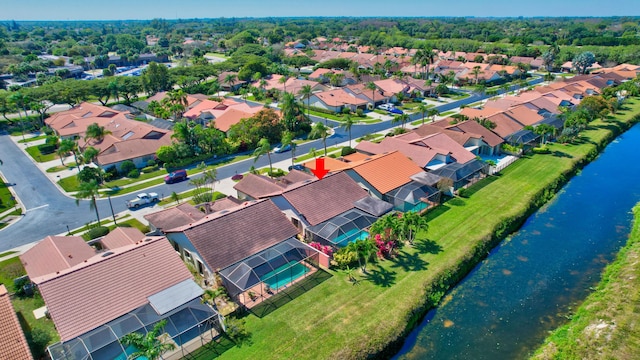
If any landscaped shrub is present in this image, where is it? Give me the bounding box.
[119,160,136,175]
[141,165,158,173]
[103,166,119,181]
[457,188,470,198]
[146,159,156,167]
[309,242,334,256]
[37,143,56,154]
[268,169,286,177]
[533,146,551,154]
[331,247,358,269]
[127,169,140,178]
[77,167,103,183]
[328,153,337,158]
[342,107,351,115]
[83,226,110,240]
[341,146,356,157]
[356,108,364,117]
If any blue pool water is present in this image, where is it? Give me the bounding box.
[480,153,509,163]
[261,263,310,290]
[333,229,369,247]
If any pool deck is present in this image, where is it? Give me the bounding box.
[238,263,317,310]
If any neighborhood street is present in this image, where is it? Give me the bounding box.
[0,77,542,251]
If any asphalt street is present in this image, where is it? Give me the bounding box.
[0,76,542,251]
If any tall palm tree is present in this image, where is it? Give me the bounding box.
[59,138,81,171]
[224,73,236,93]
[209,79,221,97]
[167,89,188,120]
[341,114,357,147]
[281,131,296,166]
[82,146,99,168]
[121,319,176,360]
[393,113,409,129]
[253,137,273,173]
[75,180,102,226]
[8,91,30,141]
[298,84,313,120]
[309,122,330,156]
[427,108,440,123]
[84,123,112,143]
[471,65,483,85]
[366,82,377,110]
[279,74,289,94]
[417,103,428,125]
[399,211,428,245]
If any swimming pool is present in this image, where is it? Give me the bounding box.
[261,263,310,290]
[332,229,369,247]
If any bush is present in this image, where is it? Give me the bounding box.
[77,167,103,184]
[532,146,551,154]
[141,165,158,173]
[268,169,286,177]
[28,327,52,359]
[103,166,120,181]
[329,153,337,158]
[331,248,358,269]
[83,226,110,240]
[356,108,364,117]
[341,146,356,157]
[146,159,156,167]
[457,188,470,198]
[341,107,351,115]
[119,160,136,174]
[127,169,140,178]
[37,143,56,155]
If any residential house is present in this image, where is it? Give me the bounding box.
[164,199,321,304]
[233,170,315,200]
[218,71,248,91]
[0,285,33,360]
[345,151,441,212]
[22,229,221,360]
[46,102,173,170]
[414,120,504,156]
[307,88,371,113]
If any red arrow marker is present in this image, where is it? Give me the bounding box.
[310,158,329,180]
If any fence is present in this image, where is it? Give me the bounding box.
[488,155,520,175]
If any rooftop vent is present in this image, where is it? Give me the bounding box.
[101,252,114,258]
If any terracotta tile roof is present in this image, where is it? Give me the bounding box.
[504,105,544,126]
[282,172,368,226]
[447,120,504,147]
[212,104,264,132]
[0,285,33,360]
[460,106,503,119]
[234,173,299,199]
[374,78,409,95]
[96,135,173,166]
[351,151,424,194]
[21,236,96,282]
[313,89,370,106]
[302,156,356,173]
[168,200,299,270]
[36,237,192,341]
[308,68,333,79]
[486,112,525,138]
[144,203,206,232]
[356,137,440,168]
[406,133,477,164]
[100,227,146,250]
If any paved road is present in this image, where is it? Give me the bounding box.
[0,77,543,251]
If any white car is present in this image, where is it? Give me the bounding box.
[377,103,394,111]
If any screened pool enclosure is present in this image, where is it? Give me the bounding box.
[219,238,320,305]
[308,209,378,247]
[47,299,223,360]
[384,181,441,213]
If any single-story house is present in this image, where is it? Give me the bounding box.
[0,285,33,360]
[21,229,222,360]
[233,170,315,201]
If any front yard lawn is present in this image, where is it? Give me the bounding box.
[25,145,58,163]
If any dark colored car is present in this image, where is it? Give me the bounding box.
[389,107,404,115]
[164,169,188,184]
[288,164,306,172]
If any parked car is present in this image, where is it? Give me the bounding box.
[377,103,394,111]
[273,144,292,153]
[164,169,188,184]
[126,192,159,209]
[389,107,404,115]
[288,164,307,172]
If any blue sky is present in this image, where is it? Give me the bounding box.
[1,0,638,20]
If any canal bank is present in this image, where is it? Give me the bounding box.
[391,110,640,358]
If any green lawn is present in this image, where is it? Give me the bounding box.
[18,135,47,143]
[0,257,59,357]
[532,202,640,360]
[213,99,640,360]
[0,179,17,212]
[293,146,341,163]
[107,219,150,234]
[439,110,456,116]
[0,251,16,258]
[25,145,58,163]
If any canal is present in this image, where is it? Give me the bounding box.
[394,124,640,359]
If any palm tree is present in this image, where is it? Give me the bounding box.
[8,91,30,141]
[471,65,483,85]
[298,84,313,120]
[399,211,428,245]
[393,113,409,129]
[279,74,290,94]
[417,103,428,125]
[350,239,375,273]
[309,147,317,159]
[224,73,236,93]
[534,124,557,145]
[121,319,176,360]
[75,179,102,226]
[59,138,81,171]
[167,89,188,120]
[341,114,357,147]
[84,123,112,143]
[209,79,221,97]
[81,146,99,168]
[427,108,440,123]
[309,122,330,156]
[199,161,218,195]
[281,131,296,166]
[366,82,377,109]
[254,137,273,173]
